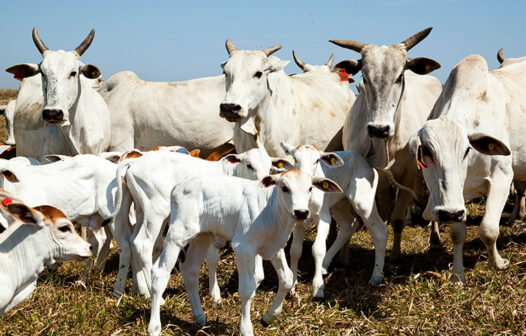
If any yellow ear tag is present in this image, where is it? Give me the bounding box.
[330,157,336,164]
[278,161,284,168]
[488,143,495,151]
[92,71,96,77]
[322,181,329,189]
[425,64,430,71]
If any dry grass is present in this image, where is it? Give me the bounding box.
[0,203,524,336]
[0,89,17,142]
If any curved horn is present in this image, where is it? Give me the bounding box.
[329,40,365,53]
[74,29,95,56]
[262,44,281,56]
[225,39,238,55]
[401,27,432,51]
[32,27,49,54]
[325,53,334,68]
[497,48,505,64]
[292,51,305,70]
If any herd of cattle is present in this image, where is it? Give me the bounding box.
[0,26,524,335]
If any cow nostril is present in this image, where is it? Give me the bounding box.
[42,109,64,122]
[367,125,390,138]
[220,103,235,113]
[232,105,241,112]
[437,209,465,223]
[293,209,309,220]
[89,245,94,252]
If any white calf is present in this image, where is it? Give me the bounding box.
[281,143,387,297]
[111,147,292,297]
[0,200,92,314]
[148,169,342,336]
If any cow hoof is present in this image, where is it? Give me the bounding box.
[195,315,207,327]
[321,266,328,275]
[260,318,269,327]
[449,273,465,283]
[112,290,123,298]
[368,275,383,286]
[312,285,324,300]
[495,258,510,270]
[148,325,161,336]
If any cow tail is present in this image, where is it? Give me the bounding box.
[375,168,419,203]
[103,161,131,227]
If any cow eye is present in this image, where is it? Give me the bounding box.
[309,186,313,192]
[395,73,403,84]
[281,185,289,193]
[69,71,77,78]
[463,147,471,160]
[315,159,320,164]
[254,71,263,79]
[247,164,254,170]
[58,225,71,233]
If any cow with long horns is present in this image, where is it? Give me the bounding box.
[5,28,110,159]
[219,40,355,156]
[330,28,442,267]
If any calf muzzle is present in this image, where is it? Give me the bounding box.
[293,209,309,220]
[42,109,64,124]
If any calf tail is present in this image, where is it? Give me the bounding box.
[103,161,131,226]
[375,168,419,203]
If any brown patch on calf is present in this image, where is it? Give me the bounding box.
[121,150,143,161]
[152,146,165,151]
[190,149,201,158]
[280,168,302,177]
[33,205,68,223]
[295,144,320,151]
[205,145,236,161]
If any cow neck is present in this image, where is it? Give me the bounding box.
[220,159,237,176]
[0,224,56,286]
[59,81,84,155]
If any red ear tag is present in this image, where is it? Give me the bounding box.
[417,159,426,169]
[2,198,13,207]
[14,70,24,81]
[339,69,349,82]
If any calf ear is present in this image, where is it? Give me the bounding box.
[223,154,241,164]
[80,64,101,79]
[271,158,294,172]
[5,64,40,80]
[406,57,441,75]
[280,142,296,157]
[468,133,511,156]
[260,175,278,188]
[44,154,67,163]
[7,203,44,226]
[312,177,343,193]
[320,153,344,168]
[334,59,362,75]
[1,169,19,182]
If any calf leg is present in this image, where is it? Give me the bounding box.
[262,249,293,325]
[0,280,36,314]
[205,246,222,303]
[289,222,305,293]
[311,210,332,298]
[450,221,467,282]
[233,243,257,336]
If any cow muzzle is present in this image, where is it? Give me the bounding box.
[367,124,391,139]
[293,209,310,220]
[42,108,65,124]
[219,103,243,122]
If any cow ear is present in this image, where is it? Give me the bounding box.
[334,59,362,75]
[1,170,19,182]
[223,154,241,164]
[406,57,441,75]
[320,153,344,168]
[408,134,423,168]
[7,203,44,226]
[80,64,101,79]
[468,133,510,156]
[312,177,343,193]
[270,158,294,173]
[260,175,278,188]
[102,154,121,164]
[44,154,68,163]
[267,57,289,73]
[5,64,40,80]
[280,142,296,156]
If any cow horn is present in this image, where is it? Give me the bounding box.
[401,27,432,51]
[325,53,334,68]
[225,39,238,55]
[497,48,505,64]
[292,51,305,70]
[329,39,365,53]
[32,27,49,54]
[74,29,95,56]
[262,44,282,56]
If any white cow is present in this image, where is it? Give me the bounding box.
[292,51,335,73]
[330,27,442,259]
[0,154,131,292]
[0,100,16,146]
[110,147,292,297]
[219,40,355,156]
[497,48,526,68]
[408,54,526,281]
[99,69,234,157]
[148,169,342,336]
[6,28,110,160]
[0,198,92,314]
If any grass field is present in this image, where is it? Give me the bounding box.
[0,88,524,335]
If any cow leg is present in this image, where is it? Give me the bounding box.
[261,249,293,325]
[450,221,467,282]
[429,221,442,249]
[390,172,417,260]
[311,209,332,298]
[109,212,134,297]
[254,254,265,288]
[289,221,305,293]
[180,234,212,327]
[480,178,511,271]
[94,225,113,272]
[205,245,222,303]
[1,280,36,314]
[233,242,257,336]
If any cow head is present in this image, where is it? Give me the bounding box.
[409,117,510,223]
[6,203,92,260]
[220,39,288,124]
[222,147,293,180]
[6,28,101,125]
[331,27,440,139]
[260,169,342,220]
[292,51,339,75]
[281,142,344,176]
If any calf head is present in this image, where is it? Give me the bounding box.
[409,117,510,222]
[7,203,92,260]
[292,51,338,75]
[6,28,101,125]
[281,142,344,175]
[222,147,293,180]
[260,169,342,220]
[220,39,288,123]
[331,27,440,139]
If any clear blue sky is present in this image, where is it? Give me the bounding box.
[0,0,525,89]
